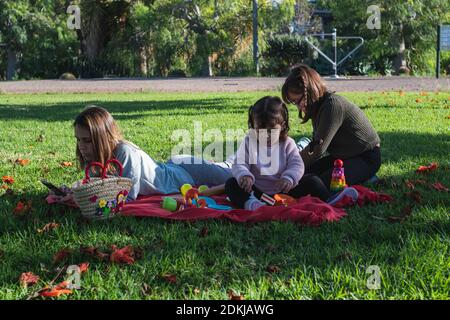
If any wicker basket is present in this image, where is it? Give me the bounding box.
[73,159,132,220]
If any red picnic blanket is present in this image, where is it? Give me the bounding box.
[46,185,392,226]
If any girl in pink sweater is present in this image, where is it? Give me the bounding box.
[225,96,341,210]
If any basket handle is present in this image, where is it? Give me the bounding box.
[84,162,104,182]
[104,159,124,178]
[84,159,124,182]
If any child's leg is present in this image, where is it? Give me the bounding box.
[225,177,264,209]
[287,174,330,201]
[169,155,232,186]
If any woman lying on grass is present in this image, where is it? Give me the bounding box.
[53,105,232,204]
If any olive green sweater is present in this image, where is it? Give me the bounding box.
[300,92,380,168]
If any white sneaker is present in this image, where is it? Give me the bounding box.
[297,137,311,151]
[244,197,266,211]
[327,187,359,206]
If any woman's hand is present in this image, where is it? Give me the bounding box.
[277,178,293,194]
[239,176,254,193]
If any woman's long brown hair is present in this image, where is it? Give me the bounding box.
[281,64,328,123]
[74,105,123,169]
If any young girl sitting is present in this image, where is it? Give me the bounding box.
[56,105,232,204]
[225,96,358,211]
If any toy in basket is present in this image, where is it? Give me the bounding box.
[72,159,132,220]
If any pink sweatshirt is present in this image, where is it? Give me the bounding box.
[232,135,304,195]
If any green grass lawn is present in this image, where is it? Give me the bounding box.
[0,90,449,299]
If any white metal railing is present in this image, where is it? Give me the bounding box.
[304,28,364,78]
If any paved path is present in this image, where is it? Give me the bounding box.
[0,76,448,93]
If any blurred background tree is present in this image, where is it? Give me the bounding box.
[0,0,449,79]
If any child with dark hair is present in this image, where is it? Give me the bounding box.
[225,96,339,211]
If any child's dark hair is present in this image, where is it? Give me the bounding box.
[248,96,290,141]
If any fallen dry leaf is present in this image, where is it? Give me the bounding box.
[60,161,73,167]
[162,274,177,283]
[15,158,30,166]
[227,290,245,300]
[2,176,14,185]
[141,283,152,296]
[431,182,449,192]
[20,272,40,287]
[38,281,72,297]
[37,222,60,234]
[79,246,109,261]
[78,262,90,273]
[110,245,135,265]
[416,162,438,174]
[13,201,32,215]
[53,248,72,264]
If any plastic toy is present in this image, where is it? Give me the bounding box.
[330,159,347,192]
[273,194,297,206]
[180,183,193,196]
[162,197,180,212]
[261,193,276,205]
[261,193,296,207]
[193,196,232,211]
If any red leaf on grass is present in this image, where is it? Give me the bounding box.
[13,201,32,215]
[38,281,72,297]
[53,248,72,264]
[431,182,449,192]
[110,245,135,265]
[19,272,40,287]
[416,162,438,174]
[2,176,14,184]
[15,158,30,166]
[162,274,177,283]
[78,262,90,273]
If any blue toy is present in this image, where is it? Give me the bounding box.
[193,196,232,211]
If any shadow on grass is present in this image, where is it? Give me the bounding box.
[0,97,252,122]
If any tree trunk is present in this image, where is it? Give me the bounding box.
[6,48,17,80]
[393,23,410,75]
[139,45,148,76]
[82,8,104,62]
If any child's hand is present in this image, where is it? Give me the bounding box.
[277,178,293,193]
[239,176,253,193]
